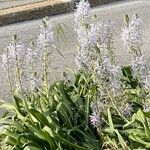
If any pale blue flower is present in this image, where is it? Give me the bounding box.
[121,14,143,53]
[37,18,54,50]
[90,100,102,128]
[90,112,101,128]
[74,0,90,27]
[74,0,91,70]
[122,103,133,117]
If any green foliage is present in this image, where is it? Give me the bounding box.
[0,65,150,150]
[0,72,100,150]
[121,65,139,89]
[124,110,150,149]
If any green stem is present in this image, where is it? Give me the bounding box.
[10,35,35,125]
[43,28,49,99]
[14,40,33,122]
[86,95,90,125]
[106,88,128,122]
[14,42,24,96]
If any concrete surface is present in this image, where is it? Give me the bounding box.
[0,0,74,26]
[0,0,125,26]
[0,0,150,101]
[0,0,44,10]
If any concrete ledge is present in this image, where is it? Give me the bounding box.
[74,0,123,7]
[0,0,74,26]
[0,0,123,26]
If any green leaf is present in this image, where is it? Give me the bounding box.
[136,110,150,139]
[115,129,129,149]
[42,129,56,149]
[4,136,17,146]
[29,109,51,128]
[129,134,150,148]
[85,95,90,125]
[56,102,72,128]
[126,129,146,138]
[42,126,55,138]
[107,108,114,133]
[1,111,9,118]
[10,121,25,131]
[56,134,87,150]
[13,95,26,116]
[0,103,14,111]
[24,146,42,150]
[22,141,44,149]
[0,117,11,124]
[56,82,75,106]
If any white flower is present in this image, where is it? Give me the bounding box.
[75,23,98,70]
[88,20,121,95]
[90,112,101,128]
[6,42,27,68]
[90,100,102,128]
[108,64,122,95]
[121,14,150,90]
[96,21,115,46]
[76,28,89,49]
[88,23,97,46]
[26,46,39,68]
[131,54,150,89]
[122,103,133,117]
[75,0,91,27]
[1,53,7,67]
[6,37,29,93]
[21,73,30,93]
[74,0,91,70]
[131,55,146,76]
[75,54,88,70]
[143,101,150,112]
[121,14,143,52]
[96,54,122,95]
[7,44,15,61]
[30,74,41,91]
[37,18,54,49]
[36,17,55,89]
[26,45,42,91]
[143,75,150,89]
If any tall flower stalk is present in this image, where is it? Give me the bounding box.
[6,34,28,95]
[1,34,31,114]
[27,41,41,92]
[74,0,123,131]
[1,48,13,94]
[74,0,91,70]
[121,14,150,89]
[13,35,24,95]
[37,17,54,98]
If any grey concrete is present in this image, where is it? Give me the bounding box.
[0,0,74,26]
[74,0,125,7]
[0,0,44,10]
[0,0,125,26]
[0,0,150,101]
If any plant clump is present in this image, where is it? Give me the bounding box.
[0,0,150,149]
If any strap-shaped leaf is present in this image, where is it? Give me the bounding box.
[24,146,42,150]
[136,110,150,139]
[29,108,51,128]
[107,108,114,133]
[115,129,129,149]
